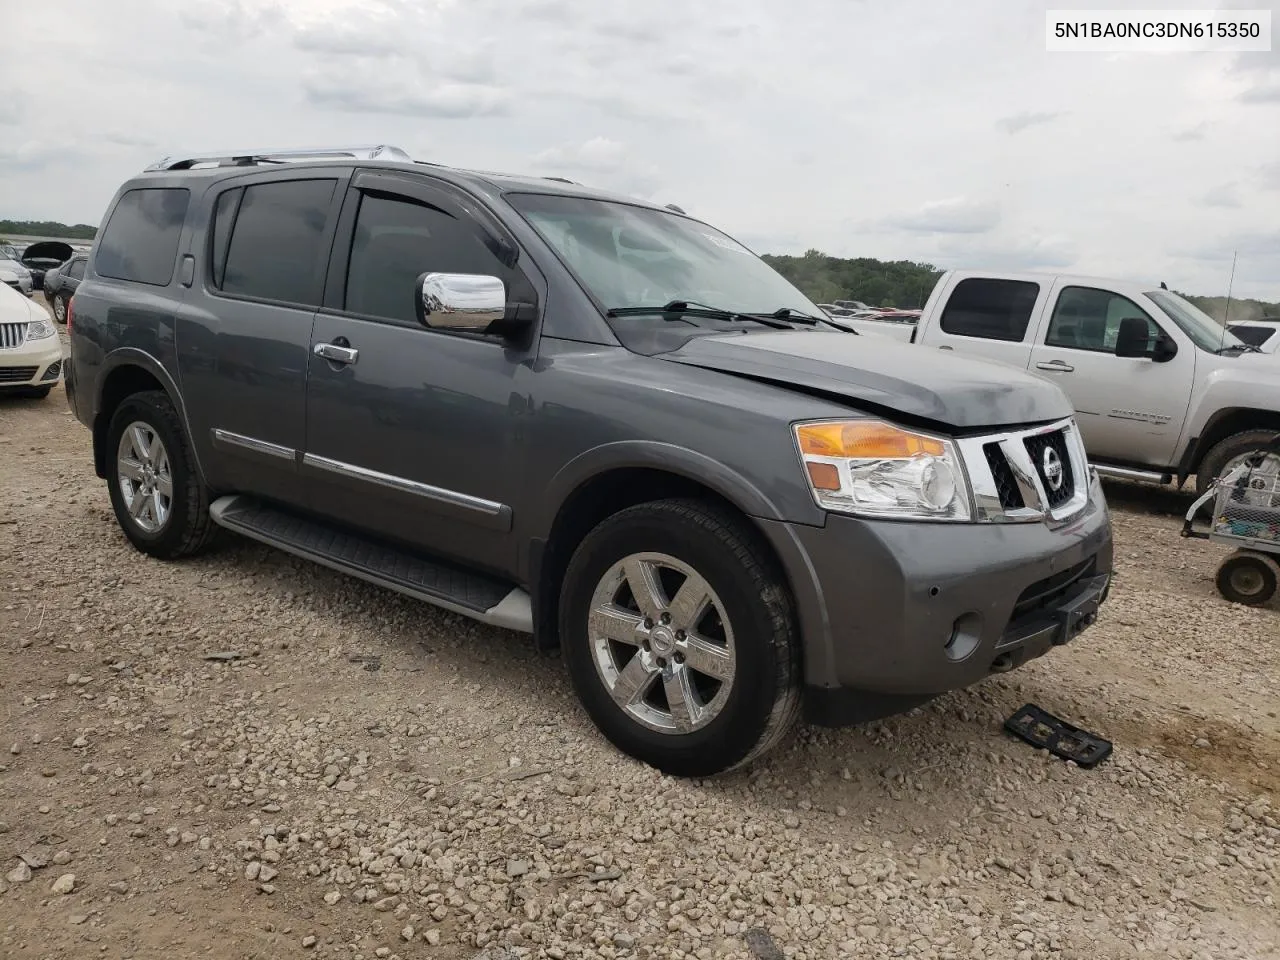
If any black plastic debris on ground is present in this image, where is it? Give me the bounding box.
[348,654,382,672]
[1004,703,1112,768]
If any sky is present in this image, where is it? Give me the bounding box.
[2,0,1278,300]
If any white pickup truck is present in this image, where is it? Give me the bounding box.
[842,270,1280,491]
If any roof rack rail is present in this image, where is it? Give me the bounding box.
[144,144,412,172]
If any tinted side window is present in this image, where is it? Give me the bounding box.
[95,188,190,286]
[68,259,86,280]
[1045,286,1160,352]
[219,179,337,306]
[344,192,511,325]
[210,188,242,289]
[939,278,1040,341]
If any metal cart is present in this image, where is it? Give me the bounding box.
[1182,453,1280,606]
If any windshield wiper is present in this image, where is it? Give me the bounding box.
[1217,343,1262,354]
[605,300,795,330]
[767,306,861,333]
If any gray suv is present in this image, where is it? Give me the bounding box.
[66,145,1113,776]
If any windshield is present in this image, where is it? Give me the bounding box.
[1147,290,1245,352]
[507,193,823,319]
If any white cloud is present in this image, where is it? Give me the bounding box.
[886,198,1002,235]
[1200,184,1241,208]
[1,0,1278,299]
[996,111,1064,134]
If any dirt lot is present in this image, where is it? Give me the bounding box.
[1,311,1277,959]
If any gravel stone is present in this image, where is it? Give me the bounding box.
[50,874,75,895]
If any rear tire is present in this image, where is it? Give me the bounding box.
[106,390,217,560]
[1197,429,1280,493]
[1215,551,1278,606]
[52,293,67,323]
[559,498,801,777]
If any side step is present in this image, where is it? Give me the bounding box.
[1093,464,1171,485]
[209,495,532,633]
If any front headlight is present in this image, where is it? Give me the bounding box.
[794,419,972,521]
[26,318,55,340]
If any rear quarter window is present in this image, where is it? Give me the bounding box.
[939,278,1040,342]
[95,188,191,286]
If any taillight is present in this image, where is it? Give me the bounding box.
[66,296,74,332]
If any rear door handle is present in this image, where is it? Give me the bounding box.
[314,342,358,365]
[938,345,953,351]
[1035,360,1074,372]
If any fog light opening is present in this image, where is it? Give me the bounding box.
[944,612,981,662]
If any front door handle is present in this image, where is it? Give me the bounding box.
[1035,360,1074,372]
[938,345,953,351]
[314,341,359,365]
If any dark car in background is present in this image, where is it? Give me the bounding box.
[20,240,75,291]
[43,254,86,322]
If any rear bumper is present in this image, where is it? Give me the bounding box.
[0,337,63,389]
[759,472,1114,725]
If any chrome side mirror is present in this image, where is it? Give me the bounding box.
[416,272,507,334]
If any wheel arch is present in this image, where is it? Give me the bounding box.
[1180,407,1280,482]
[529,443,798,653]
[93,351,204,484]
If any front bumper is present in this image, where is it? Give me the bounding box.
[759,472,1113,726]
[0,335,64,389]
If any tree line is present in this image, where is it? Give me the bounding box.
[0,220,98,240]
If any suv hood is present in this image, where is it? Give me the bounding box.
[663,330,1073,430]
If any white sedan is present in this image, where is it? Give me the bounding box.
[0,282,62,398]
[0,249,34,296]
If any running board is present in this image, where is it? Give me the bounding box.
[209,495,532,633]
[1093,464,1171,484]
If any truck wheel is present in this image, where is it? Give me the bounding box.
[1215,551,1278,606]
[559,498,801,777]
[1197,429,1280,493]
[106,390,217,560]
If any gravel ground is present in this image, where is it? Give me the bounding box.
[1,318,1277,959]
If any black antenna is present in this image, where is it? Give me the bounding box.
[1220,250,1238,353]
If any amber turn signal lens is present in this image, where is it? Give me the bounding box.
[805,461,840,490]
[797,421,944,459]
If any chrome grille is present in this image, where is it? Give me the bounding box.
[0,321,27,350]
[957,418,1089,524]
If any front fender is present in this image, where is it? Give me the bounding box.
[536,439,818,539]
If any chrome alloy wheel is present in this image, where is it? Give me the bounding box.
[116,421,173,534]
[586,552,736,735]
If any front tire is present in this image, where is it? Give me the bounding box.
[559,498,801,777]
[1197,429,1280,493]
[106,390,217,559]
